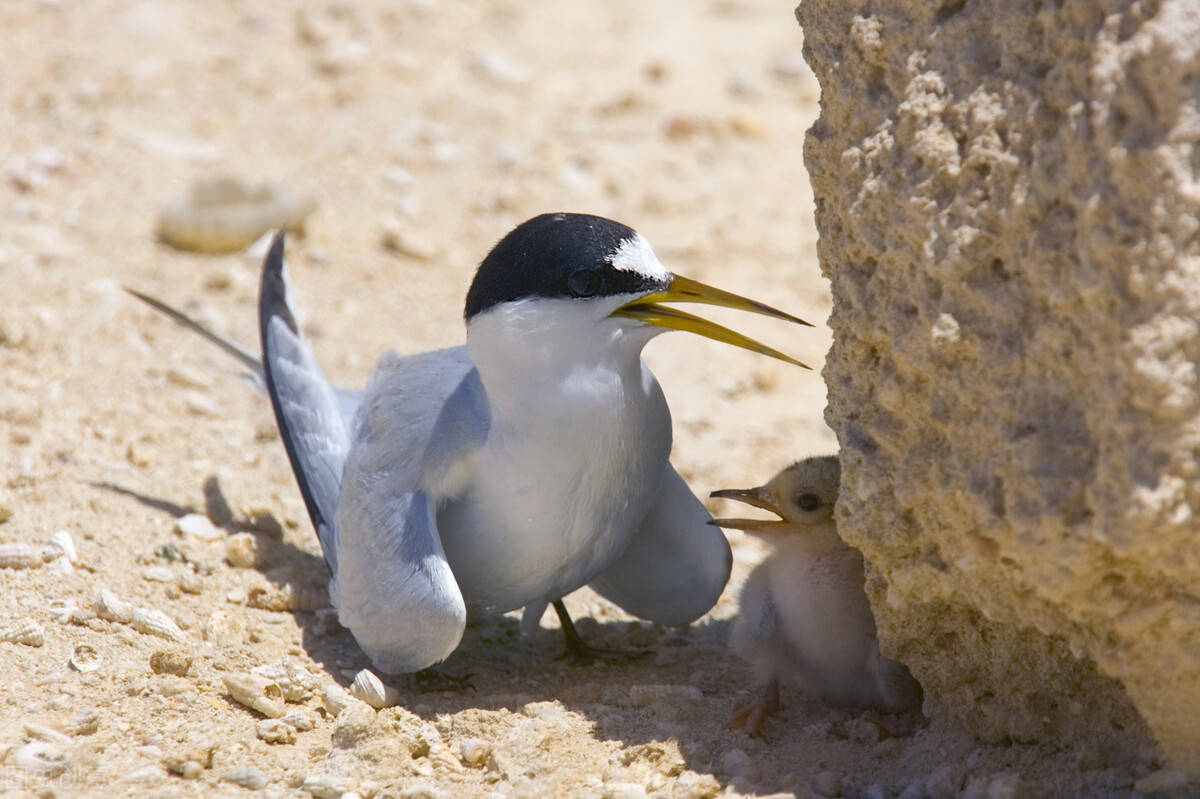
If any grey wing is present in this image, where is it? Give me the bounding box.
[332,345,490,674]
[259,234,351,573]
[588,463,731,625]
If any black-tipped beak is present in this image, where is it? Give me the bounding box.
[611,274,812,368]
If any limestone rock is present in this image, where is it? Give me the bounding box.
[799,0,1198,770]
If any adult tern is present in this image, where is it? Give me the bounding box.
[135,212,811,674]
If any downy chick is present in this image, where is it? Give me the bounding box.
[711,455,922,736]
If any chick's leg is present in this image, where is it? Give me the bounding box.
[729,679,781,738]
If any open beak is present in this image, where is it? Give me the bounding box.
[611,274,812,368]
[708,486,789,533]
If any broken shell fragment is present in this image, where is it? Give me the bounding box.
[223,673,286,718]
[70,643,101,672]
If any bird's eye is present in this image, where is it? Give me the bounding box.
[796,493,820,512]
[567,269,602,297]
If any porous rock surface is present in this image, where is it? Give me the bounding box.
[798,0,1200,770]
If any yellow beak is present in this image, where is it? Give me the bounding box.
[611,275,812,368]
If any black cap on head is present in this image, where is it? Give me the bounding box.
[464,213,669,321]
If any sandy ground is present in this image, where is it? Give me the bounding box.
[0,1,1158,797]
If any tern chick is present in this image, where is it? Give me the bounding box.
[711,455,922,736]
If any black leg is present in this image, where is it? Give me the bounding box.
[552,599,650,665]
[409,666,476,693]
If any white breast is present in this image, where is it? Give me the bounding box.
[439,299,673,613]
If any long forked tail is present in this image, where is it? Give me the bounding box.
[259,233,350,575]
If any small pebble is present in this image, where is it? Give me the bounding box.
[149,648,192,676]
[717,748,758,781]
[257,718,297,745]
[1135,768,1191,794]
[225,532,260,568]
[142,565,175,583]
[301,773,351,799]
[961,772,1024,799]
[281,710,315,731]
[602,782,647,799]
[810,770,844,798]
[223,766,268,790]
[863,785,887,799]
[176,571,204,594]
[178,760,204,780]
[175,513,223,541]
[381,219,436,260]
[469,49,529,85]
[459,737,492,767]
[628,684,702,708]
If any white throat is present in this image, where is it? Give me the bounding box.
[466,297,660,417]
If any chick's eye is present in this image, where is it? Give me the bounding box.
[796,493,820,512]
[567,269,602,297]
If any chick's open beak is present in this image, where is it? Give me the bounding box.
[708,486,789,532]
[611,274,812,368]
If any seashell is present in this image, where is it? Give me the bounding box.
[0,542,39,569]
[13,741,67,777]
[94,589,134,623]
[225,532,260,568]
[251,658,320,703]
[70,643,101,672]
[348,669,400,709]
[48,530,77,562]
[246,580,331,612]
[223,673,286,718]
[24,722,73,746]
[0,618,45,646]
[68,707,100,736]
[131,607,187,643]
[280,710,315,731]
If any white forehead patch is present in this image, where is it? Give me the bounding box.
[607,234,670,282]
